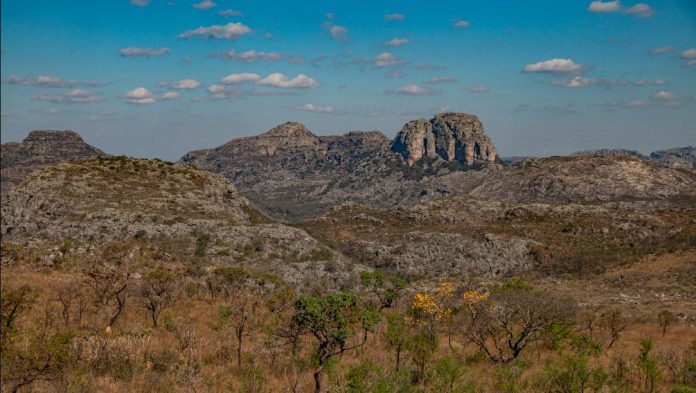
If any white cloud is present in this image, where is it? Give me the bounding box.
[34,89,103,103]
[2,75,105,88]
[588,1,621,12]
[625,3,653,17]
[257,73,320,88]
[426,76,457,84]
[218,72,319,89]
[384,13,405,21]
[299,103,335,113]
[124,87,156,104]
[551,76,602,88]
[219,73,262,84]
[161,91,180,100]
[467,85,491,93]
[652,90,678,101]
[453,20,470,28]
[207,84,237,99]
[330,25,348,40]
[523,58,585,74]
[193,0,216,10]
[218,50,283,62]
[648,46,675,55]
[218,9,242,17]
[130,0,150,7]
[385,38,410,47]
[386,84,432,95]
[158,79,201,89]
[373,52,406,68]
[681,48,696,59]
[178,22,252,40]
[119,47,171,57]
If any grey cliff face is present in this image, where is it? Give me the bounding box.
[1,130,107,197]
[391,112,498,167]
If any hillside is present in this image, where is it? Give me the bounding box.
[1,130,107,197]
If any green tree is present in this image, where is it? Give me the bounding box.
[142,266,175,328]
[291,291,380,393]
[384,311,408,372]
[638,337,661,393]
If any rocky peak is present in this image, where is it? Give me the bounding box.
[391,112,499,167]
[1,130,107,196]
[244,122,320,156]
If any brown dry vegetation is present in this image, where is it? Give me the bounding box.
[1,240,695,393]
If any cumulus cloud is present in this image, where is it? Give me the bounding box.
[119,47,171,58]
[215,49,283,62]
[161,91,180,100]
[384,13,405,21]
[385,38,410,47]
[551,76,602,88]
[34,89,103,103]
[257,73,319,88]
[157,79,201,89]
[124,87,156,104]
[385,84,432,95]
[588,1,621,12]
[193,0,216,10]
[652,90,678,101]
[625,3,653,17]
[219,72,319,88]
[373,52,406,68]
[206,84,237,99]
[299,103,335,113]
[523,58,585,74]
[218,9,242,17]
[130,0,150,7]
[467,85,491,93]
[330,25,348,40]
[219,73,262,84]
[453,20,470,28]
[647,46,675,55]
[681,48,696,59]
[178,22,252,40]
[426,76,457,84]
[2,75,105,88]
[588,1,654,17]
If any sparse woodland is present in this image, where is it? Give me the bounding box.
[1,241,694,393]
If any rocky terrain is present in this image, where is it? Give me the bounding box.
[181,113,502,221]
[391,112,500,167]
[0,157,366,290]
[1,130,107,197]
[572,146,696,170]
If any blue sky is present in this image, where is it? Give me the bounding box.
[1,0,695,160]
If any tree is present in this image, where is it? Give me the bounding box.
[463,290,577,363]
[84,264,131,330]
[359,271,405,311]
[54,279,89,328]
[657,310,676,337]
[638,338,661,393]
[291,291,380,393]
[142,266,175,328]
[600,309,629,349]
[384,311,407,371]
[1,285,35,344]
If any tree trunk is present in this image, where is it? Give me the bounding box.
[236,327,243,367]
[313,365,324,393]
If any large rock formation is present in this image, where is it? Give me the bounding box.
[391,112,499,167]
[1,130,107,197]
[181,113,501,221]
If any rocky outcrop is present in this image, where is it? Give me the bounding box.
[391,112,499,167]
[0,156,368,291]
[572,148,647,160]
[181,114,501,221]
[650,146,695,170]
[1,130,107,197]
[466,156,696,203]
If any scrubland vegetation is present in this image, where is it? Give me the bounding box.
[1,241,695,393]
